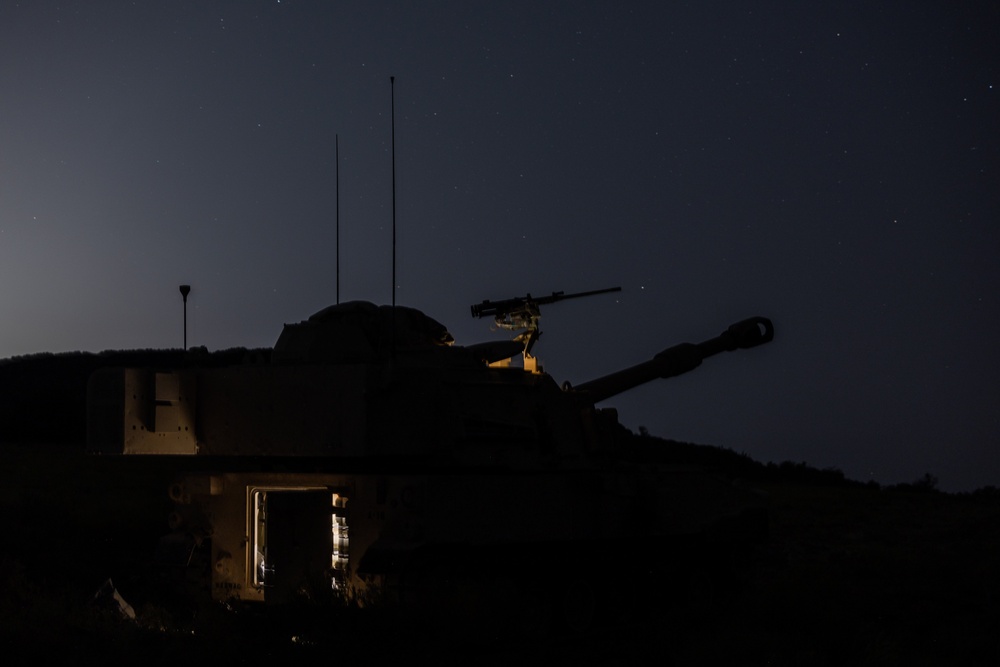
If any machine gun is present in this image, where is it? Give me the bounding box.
[471,287,621,367]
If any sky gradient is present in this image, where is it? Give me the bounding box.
[1,1,997,491]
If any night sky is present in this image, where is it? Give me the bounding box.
[1,2,997,491]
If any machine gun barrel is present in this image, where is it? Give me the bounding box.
[573,316,774,403]
[471,286,621,319]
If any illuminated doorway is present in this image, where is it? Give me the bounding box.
[250,488,349,603]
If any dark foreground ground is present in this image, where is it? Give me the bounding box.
[2,442,999,666]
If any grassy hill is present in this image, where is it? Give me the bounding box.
[1,439,998,665]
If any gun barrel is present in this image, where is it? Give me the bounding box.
[573,316,773,403]
[471,286,621,319]
[533,286,621,306]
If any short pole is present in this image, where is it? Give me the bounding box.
[179,285,191,350]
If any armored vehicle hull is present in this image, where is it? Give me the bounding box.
[87,299,773,614]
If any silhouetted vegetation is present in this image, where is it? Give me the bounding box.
[886,472,941,494]
[628,432,1000,498]
[629,433,875,491]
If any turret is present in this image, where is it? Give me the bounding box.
[571,316,774,403]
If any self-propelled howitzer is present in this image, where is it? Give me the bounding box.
[87,298,775,618]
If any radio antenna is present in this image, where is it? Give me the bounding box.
[390,76,397,310]
[335,133,340,304]
[390,76,397,357]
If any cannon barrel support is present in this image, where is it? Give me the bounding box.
[572,316,774,403]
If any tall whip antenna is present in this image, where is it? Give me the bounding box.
[390,76,397,310]
[336,133,340,304]
[390,76,397,358]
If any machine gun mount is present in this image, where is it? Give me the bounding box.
[470,286,621,371]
